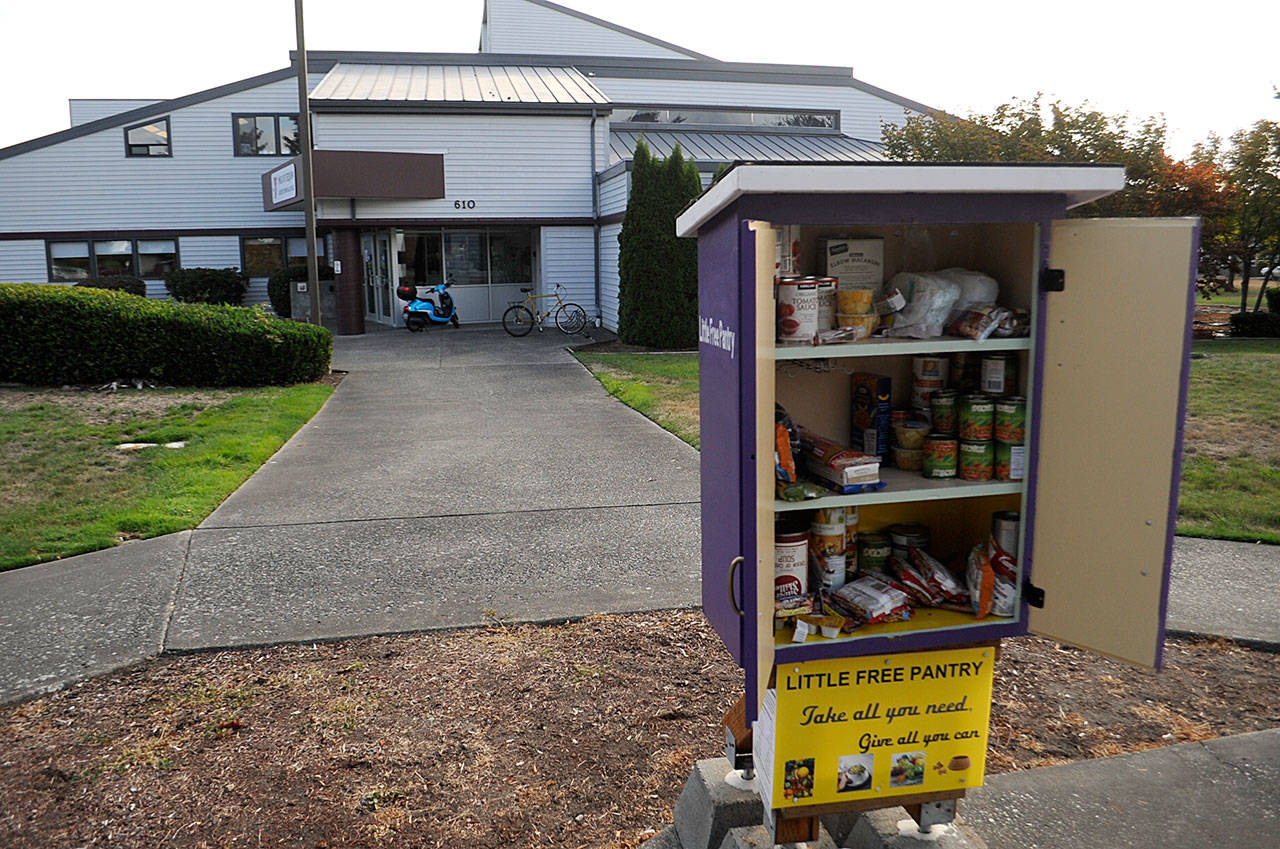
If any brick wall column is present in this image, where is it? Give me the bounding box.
[332,228,365,336]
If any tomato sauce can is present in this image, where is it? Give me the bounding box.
[776,276,819,345]
[923,434,958,478]
[995,397,1027,444]
[959,394,994,441]
[815,277,838,332]
[959,440,994,481]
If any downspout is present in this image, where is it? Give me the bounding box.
[590,107,602,326]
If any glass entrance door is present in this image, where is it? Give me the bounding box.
[363,232,394,324]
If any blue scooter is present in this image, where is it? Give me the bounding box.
[396,280,460,331]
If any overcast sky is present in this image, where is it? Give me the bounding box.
[3,0,1277,157]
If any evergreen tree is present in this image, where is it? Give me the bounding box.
[617,140,703,347]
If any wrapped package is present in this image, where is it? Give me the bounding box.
[830,574,912,625]
[936,268,1000,322]
[884,272,962,338]
[947,305,1012,341]
[889,556,940,606]
[908,546,970,604]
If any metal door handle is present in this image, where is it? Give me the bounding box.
[728,556,745,618]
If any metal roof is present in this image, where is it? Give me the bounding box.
[310,63,611,106]
[609,130,884,165]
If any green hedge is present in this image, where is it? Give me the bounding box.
[75,276,147,297]
[164,267,248,305]
[0,284,332,386]
[1229,310,1280,338]
[1266,287,1279,314]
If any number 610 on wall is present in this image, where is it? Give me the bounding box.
[454,199,476,209]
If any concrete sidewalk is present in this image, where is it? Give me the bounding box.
[1,326,702,702]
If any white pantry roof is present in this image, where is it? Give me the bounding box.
[675,163,1128,237]
[310,62,611,106]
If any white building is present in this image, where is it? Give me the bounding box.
[0,0,932,334]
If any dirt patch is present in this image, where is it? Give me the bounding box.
[1,611,1275,848]
[1183,415,1280,461]
[0,386,238,427]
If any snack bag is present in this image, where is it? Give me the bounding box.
[988,538,1019,617]
[830,574,912,625]
[908,546,969,604]
[966,544,994,619]
[889,556,940,606]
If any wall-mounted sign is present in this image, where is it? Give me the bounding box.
[271,162,298,206]
[755,646,995,809]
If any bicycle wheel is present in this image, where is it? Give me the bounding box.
[555,303,588,334]
[502,304,535,337]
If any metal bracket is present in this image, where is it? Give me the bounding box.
[1040,267,1065,292]
[724,725,754,775]
[1025,580,1046,608]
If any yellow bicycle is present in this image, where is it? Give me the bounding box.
[502,283,588,336]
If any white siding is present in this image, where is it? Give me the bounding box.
[598,223,622,331]
[69,100,160,126]
[594,76,919,144]
[178,236,241,269]
[315,113,596,219]
[0,241,50,283]
[483,0,698,60]
[0,77,309,233]
[599,171,630,216]
[540,226,596,317]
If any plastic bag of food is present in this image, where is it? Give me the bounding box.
[831,574,912,624]
[966,544,995,619]
[989,537,1019,617]
[992,309,1031,338]
[889,556,940,606]
[775,405,799,484]
[936,268,1000,322]
[887,272,962,331]
[947,304,1011,341]
[908,546,969,604]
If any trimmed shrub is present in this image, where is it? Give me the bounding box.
[617,139,702,348]
[1229,310,1280,338]
[0,284,331,386]
[1265,287,1279,314]
[165,267,248,305]
[267,262,336,318]
[75,276,147,297]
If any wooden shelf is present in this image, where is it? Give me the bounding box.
[775,467,1023,512]
[774,608,1017,649]
[774,336,1031,361]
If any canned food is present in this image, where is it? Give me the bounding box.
[994,442,1026,481]
[959,394,994,441]
[949,353,981,394]
[930,390,959,435]
[815,277,837,332]
[981,353,1018,396]
[991,511,1020,559]
[844,506,860,555]
[775,531,809,606]
[894,421,929,450]
[893,446,923,470]
[859,532,892,573]
[959,440,994,481]
[889,522,931,560]
[923,434,958,478]
[777,277,819,345]
[995,397,1027,444]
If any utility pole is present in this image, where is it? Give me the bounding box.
[294,0,322,326]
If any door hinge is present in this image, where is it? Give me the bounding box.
[1040,267,1065,293]
[1024,581,1046,609]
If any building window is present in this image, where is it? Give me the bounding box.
[234,114,300,156]
[242,236,284,276]
[49,242,92,282]
[488,229,533,284]
[48,238,180,281]
[137,240,178,278]
[124,117,171,157]
[286,236,325,267]
[614,106,837,131]
[94,240,135,277]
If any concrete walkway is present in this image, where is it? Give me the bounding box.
[1,325,701,702]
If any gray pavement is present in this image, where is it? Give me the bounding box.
[962,728,1280,849]
[1166,535,1280,646]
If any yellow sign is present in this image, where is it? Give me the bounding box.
[765,646,994,807]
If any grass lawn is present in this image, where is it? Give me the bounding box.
[1196,286,1273,309]
[573,353,699,448]
[575,340,1279,545]
[0,383,333,571]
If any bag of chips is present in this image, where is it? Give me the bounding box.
[830,574,912,625]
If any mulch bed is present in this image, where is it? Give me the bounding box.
[2,611,1276,848]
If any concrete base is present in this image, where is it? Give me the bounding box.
[674,759,763,849]
[645,826,684,849]
[718,824,838,849]
[847,807,986,849]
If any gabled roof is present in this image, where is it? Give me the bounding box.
[310,63,610,108]
[480,0,715,62]
[0,67,295,163]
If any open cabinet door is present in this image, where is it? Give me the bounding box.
[1029,218,1197,668]
[749,222,777,722]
